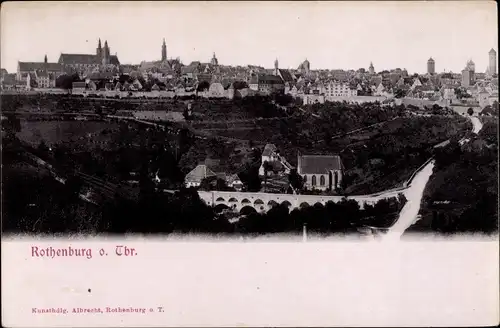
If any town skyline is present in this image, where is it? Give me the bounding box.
[1,1,498,73]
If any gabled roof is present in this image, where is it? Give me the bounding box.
[59,54,99,65]
[278,69,294,82]
[299,155,342,174]
[58,54,120,66]
[262,144,277,157]
[35,70,49,78]
[185,164,216,183]
[18,61,62,72]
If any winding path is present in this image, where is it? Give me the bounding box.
[382,115,484,241]
[469,116,483,134]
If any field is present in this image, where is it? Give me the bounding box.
[17,120,121,150]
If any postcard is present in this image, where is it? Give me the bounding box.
[1,1,499,327]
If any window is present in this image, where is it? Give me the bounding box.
[303,175,307,182]
[320,175,325,186]
[312,175,317,186]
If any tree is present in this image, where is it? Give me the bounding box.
[56,73,81,89]
[197,81,210,92]
[238,164,261,192]
[467,107,474,116]
[288,169,304,192]
[199,176,233,191]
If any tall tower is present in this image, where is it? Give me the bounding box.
[162,38,167,62]
[427,57,435,75]
[211,52,218,66]
[303,58,310,74]
[102,40,110,65]
[44,54,48,64]
[274,58,279,75]
[488,48,497,76]
[96,38,102,58]
[369,62,375,74]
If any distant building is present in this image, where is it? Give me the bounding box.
[208,82,225,97]
[297,154,343,191]
[297,59,310,75]
[427,57,435,75]
[57,39,120,75]
[462,68,475,87]
[184,164,217,188]
[210,52,219,66]
[273,58,295,84]
[369,62,375,74]
[17,54,63,82]
[259,143,293,176]
[324,81,358,97]
[248,74,285,95]
[162,38,167,62]
[34,69,56,88]
[488,48,497,77]
[466,59,476,72]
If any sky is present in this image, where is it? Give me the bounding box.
[1,1,498,74]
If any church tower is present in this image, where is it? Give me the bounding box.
[211,52,218,66]
[369,62,375,74]
[274,58,279,76]
[44,55,48,64]
[162,38,167,62]
[96,38,102,58]
[102,40,110,65]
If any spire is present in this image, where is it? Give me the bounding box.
[104,40,108,48]
[98,38,102,48]
[44,54,47,63]
[162,39,167,62]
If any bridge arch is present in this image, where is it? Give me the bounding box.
[215,197,225,202]
[241,198,251,205]
[281,200,292,208]
[214,203,230,213]
[299,202,310,209]
[228,197,238,203]
[268,200,278,208]
[313,202,324,208]
[240,206,257,215]
[254,199,264,205]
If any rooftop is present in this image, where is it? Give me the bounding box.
[298,155,343,174]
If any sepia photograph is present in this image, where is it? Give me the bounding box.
[1,1,499,327]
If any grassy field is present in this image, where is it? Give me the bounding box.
[16,120,121,150]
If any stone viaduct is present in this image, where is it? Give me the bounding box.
[198,189,407,213]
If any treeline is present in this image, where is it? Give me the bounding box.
[413,121,498,234]
[2,157,407,234]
